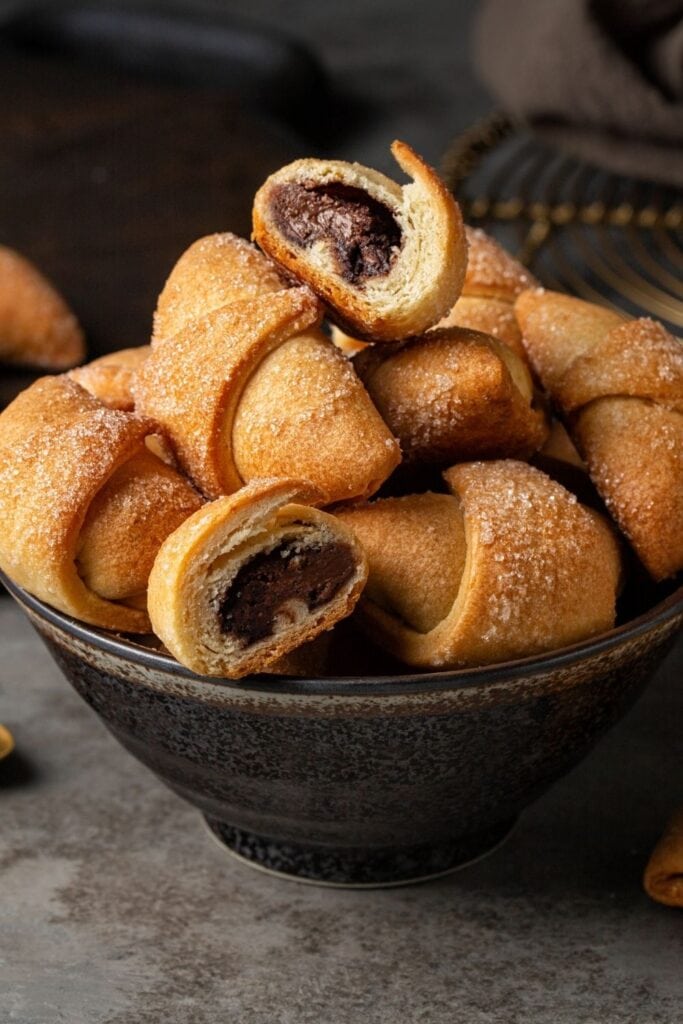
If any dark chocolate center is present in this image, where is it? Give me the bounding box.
[219,539,356,646]
[269,181,402,285]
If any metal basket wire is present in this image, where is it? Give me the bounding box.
[441,113,683,332]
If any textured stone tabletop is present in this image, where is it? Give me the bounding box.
[2,597,682,1024]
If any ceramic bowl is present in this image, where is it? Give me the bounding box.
[3,571,682,887]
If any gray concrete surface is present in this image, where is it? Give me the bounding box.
[2,598,682,1023]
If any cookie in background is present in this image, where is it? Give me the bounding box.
[0,245,85,370]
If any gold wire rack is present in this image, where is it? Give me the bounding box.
[441,113,683,332]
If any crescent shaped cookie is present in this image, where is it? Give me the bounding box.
[355,327,548,464]
[252,140,467,342]
[137,267,400,503]
[516,289,683,579]
[336,461,621,668]
[147,478,368,678]
[0,376,202,631]
[0,245,85,370]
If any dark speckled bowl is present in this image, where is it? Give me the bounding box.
[4,570,682,887]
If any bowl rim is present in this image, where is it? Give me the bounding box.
[3,569,682,697]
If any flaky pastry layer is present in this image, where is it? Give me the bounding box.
[253,141,467,342]
[147,478,368,678]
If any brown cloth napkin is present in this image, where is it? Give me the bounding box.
[474,0,683,186]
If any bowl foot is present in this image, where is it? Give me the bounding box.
[203,816,517,888]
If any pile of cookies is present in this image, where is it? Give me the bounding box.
[0,141,680,679]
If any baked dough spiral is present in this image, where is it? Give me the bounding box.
[137,238,400,503]
[0,376,202,631]
[148,478,368,678]
[336,461,621,668]
[515,289,683,580]
[355,326,548,464]
[70,346,150,411]
[252,140,467,343]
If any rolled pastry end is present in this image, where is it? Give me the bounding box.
[0,245,86,370]
[152,232,293,345]
[252,140,467,342]
[644,808,683,909]
[75,446,203,607]
[147,479,368,678]
[338,461,621,669]
[69,346,151,411]
[0,375,202,632]
[355,327,548,465]
[515,288,626,393]
[232,329,401,504]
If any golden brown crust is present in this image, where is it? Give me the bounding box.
[337,493,466,633]
[337,461,620,668]
[69,346,151,411]
[153,232,290,344]
[573,399,683,582]
[139,238,401,504]
[436,228,536,360]
[643,808,683,908]
[461,226,537,301]
[437,295,527,360]
[556,318,683,415]
[515,289,626,391]
[134,289,323,498]
[147,478,368,678]
[516,288,683,579]
[355,327,548,464]
[75,446,202,603]
[252,140,467,343]
[0,376,192,631]
[538,418,585,469]
[232,330,400,503]
[0,245,85,370]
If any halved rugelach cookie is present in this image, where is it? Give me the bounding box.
[0,245,85,369]
[252,141,467,342]
[516,289,683,580]
[147,479,368,678]
[355,327,548,464]
[329,225,536,359]
[0,375,202,631]
[336,461,621,669]
[137,239,400,504]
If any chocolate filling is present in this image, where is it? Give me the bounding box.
[269,181,402,285]
[219,539,356,645]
